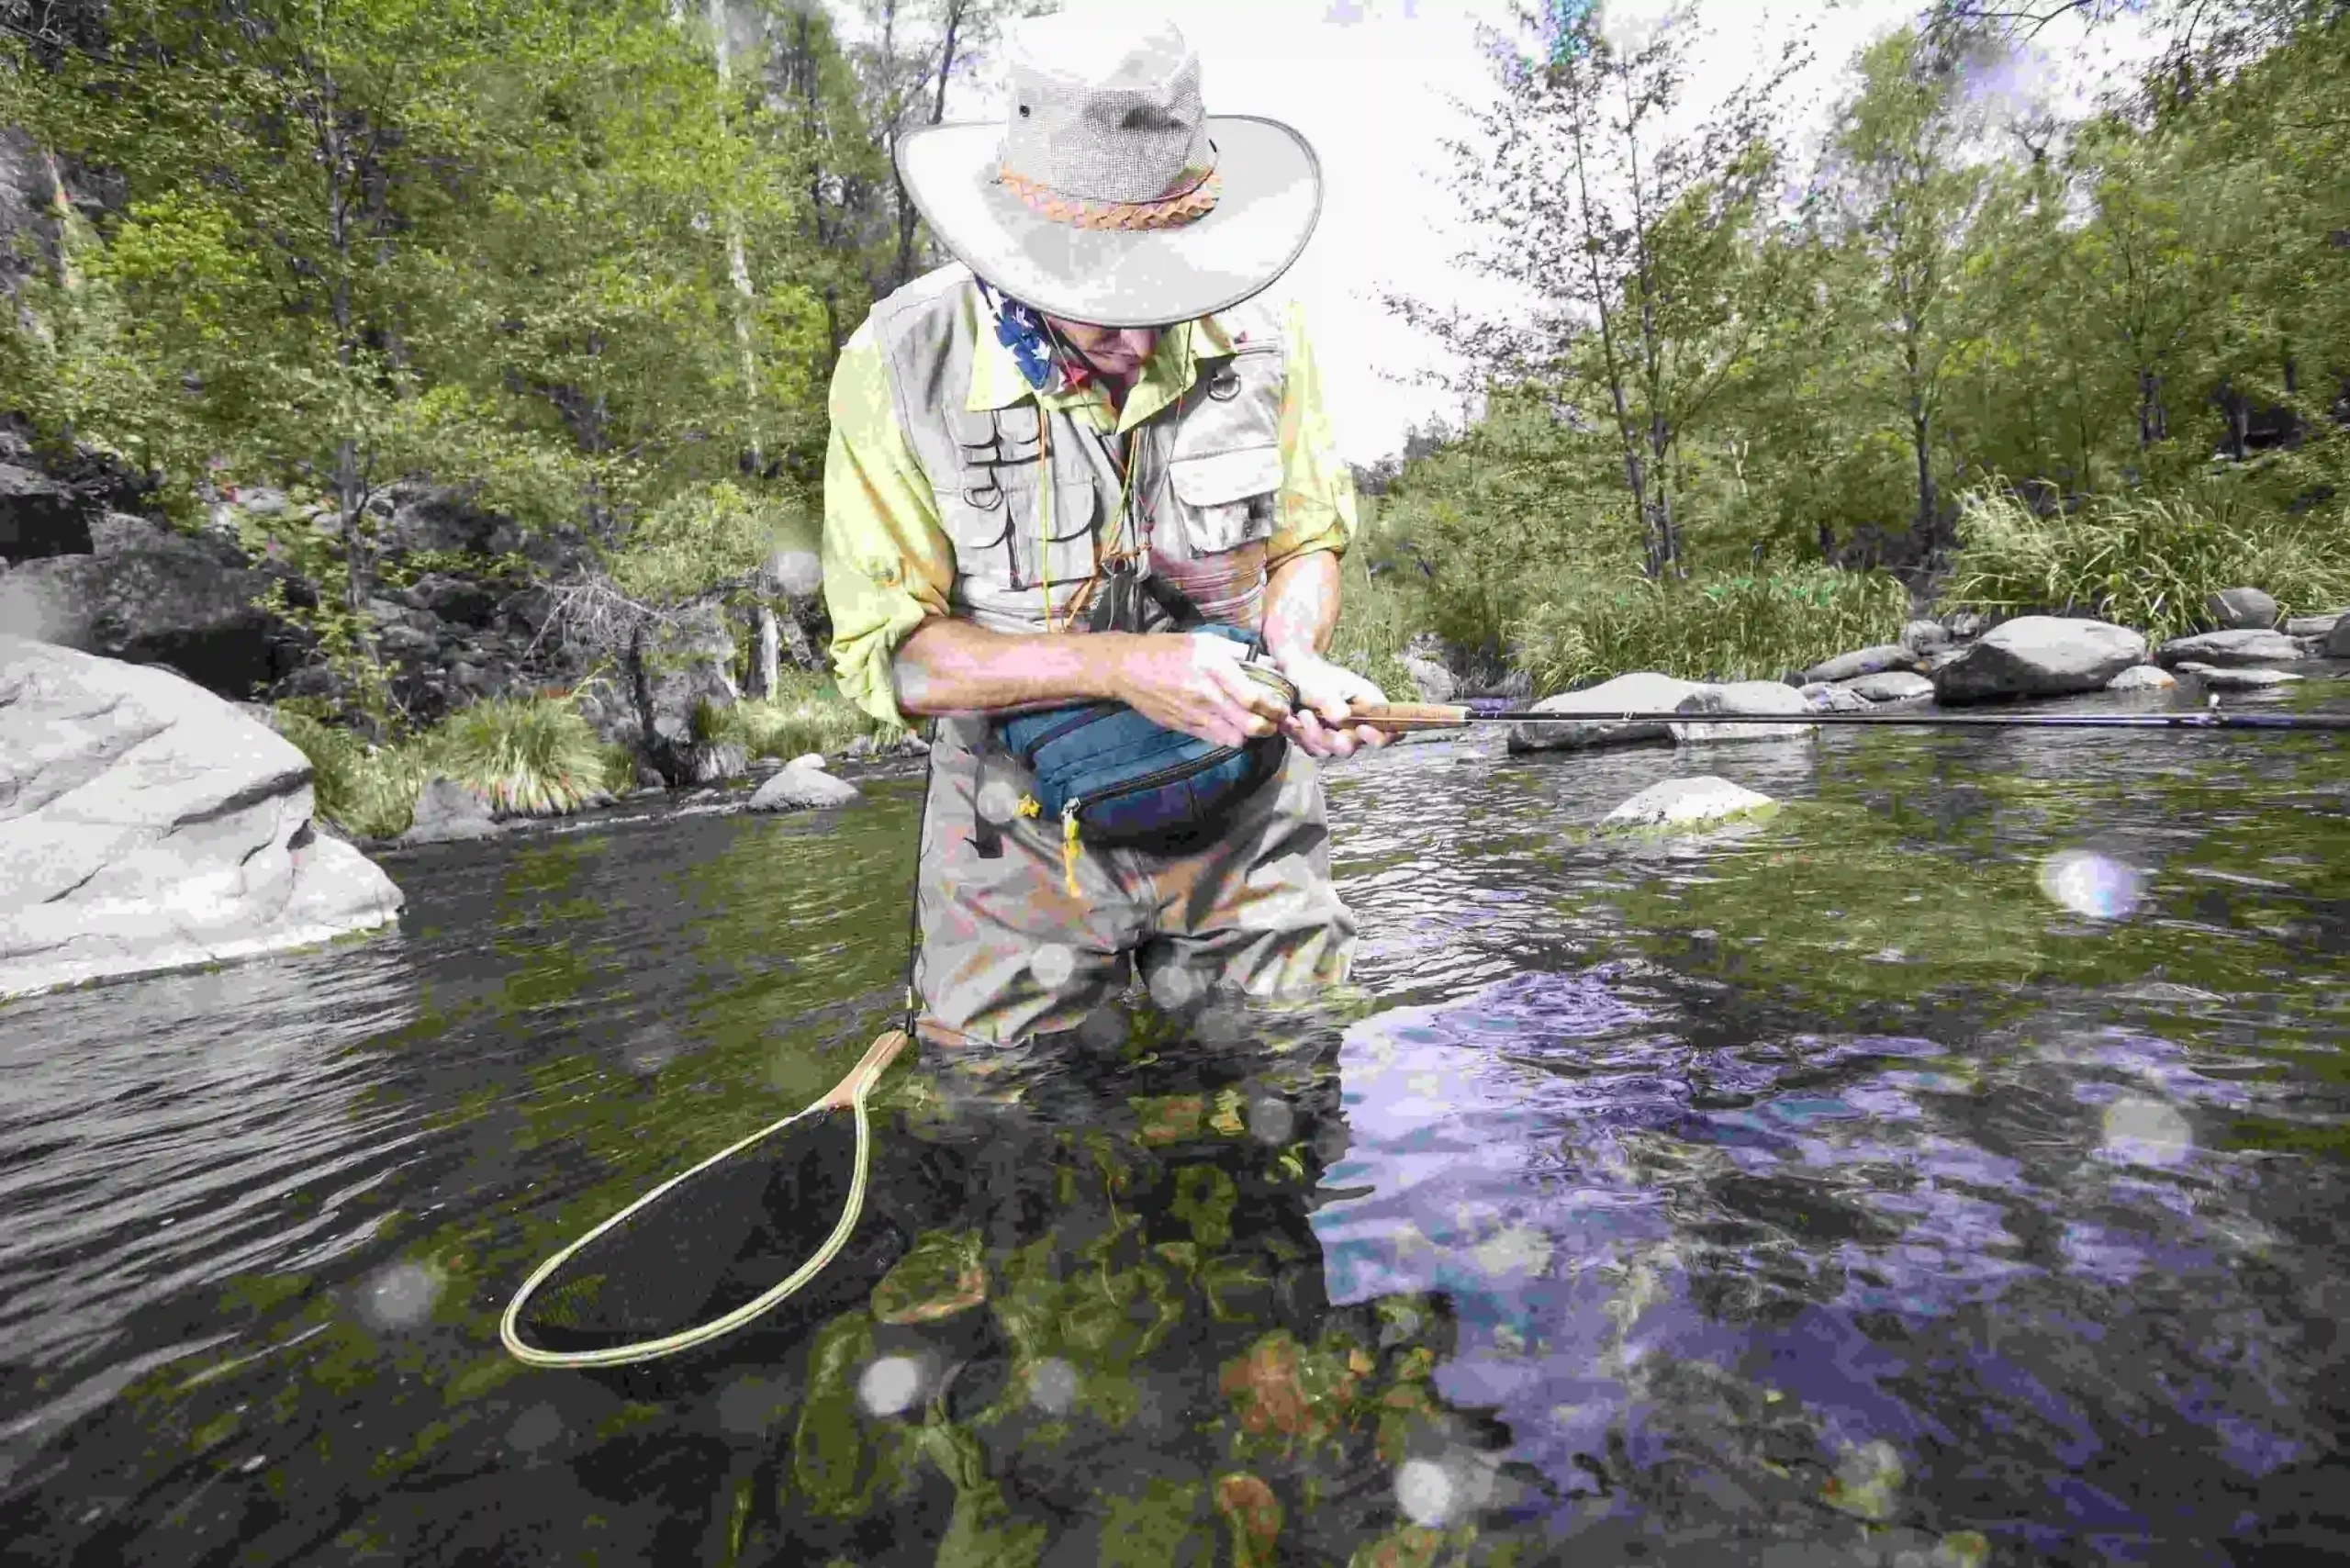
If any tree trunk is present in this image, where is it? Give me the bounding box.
[2137,364,2166,449]
[751,602,780,698]
[708,0,763,471]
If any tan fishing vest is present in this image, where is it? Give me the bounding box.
[868,265,1289,635]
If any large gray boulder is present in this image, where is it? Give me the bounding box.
[1930,616,2148,704]
[2325,616,2350,659]
[1505,671,1706,753]
[0,462,92,561]
[0,637,404,1000]
[2203,588,2277,631]
[2155,628,2304,669]
[2284,611,2341,640]
[0,514,287,695]
[1802,644,1917,685]
[749,760,861,812]
[1670,680,1815,745]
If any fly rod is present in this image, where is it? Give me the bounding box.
[1347,701,2350,734]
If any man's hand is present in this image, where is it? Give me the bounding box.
[1108,632,1291,748]
[1276,654,1393,759]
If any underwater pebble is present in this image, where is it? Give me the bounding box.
[1602,776,1776,831]
[505,1403,565,1453]
[1248,1095,1295,1146]
[1027,1357,1079,1417]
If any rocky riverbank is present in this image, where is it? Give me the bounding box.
[1379,595,2349,757]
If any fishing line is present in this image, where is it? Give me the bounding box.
[1353,700,2350,734]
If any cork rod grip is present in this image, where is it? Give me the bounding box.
[1350,702,1476,731]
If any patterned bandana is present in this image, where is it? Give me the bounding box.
[976,278,1091,393]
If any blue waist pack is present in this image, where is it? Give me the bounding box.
[997,622,1295,857]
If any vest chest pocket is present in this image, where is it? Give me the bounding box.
[936,467,1101,595]
[1167,445,1283,555]
[1163,345,1285,557]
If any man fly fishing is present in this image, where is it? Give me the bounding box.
[821,11,1393,1047]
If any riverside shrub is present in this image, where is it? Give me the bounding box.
[1940,487,2350,645]
[1511,567,1912,695]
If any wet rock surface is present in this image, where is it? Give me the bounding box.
[0,636,403,999]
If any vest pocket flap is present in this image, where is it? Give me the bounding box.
[1168,446,1282,508]
[938,486,1018,550]
[1039,473,1099,542]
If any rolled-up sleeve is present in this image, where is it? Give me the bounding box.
[1266,299,1359,571]
[822,321,954,730]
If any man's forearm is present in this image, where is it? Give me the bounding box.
[890,617,1135,717]
[1261,550,1342,667]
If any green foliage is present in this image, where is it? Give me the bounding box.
[1514,567,1913,694]
[708,673,901,761]
[274,709,434,842]
[1323,543,1420,701]
[275,694,629,837]
[1940,486,2350,644]
[427,697,619,816]
[607,481,800,605]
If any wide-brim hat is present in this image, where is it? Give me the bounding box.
[894,11,1323,329]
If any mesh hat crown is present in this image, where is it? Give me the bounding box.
[893,12,1323,328]
[999,16,1217,215]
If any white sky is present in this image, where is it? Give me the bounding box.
[850,0,2168,464]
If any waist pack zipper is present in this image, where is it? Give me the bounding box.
[1058,745,1245,895]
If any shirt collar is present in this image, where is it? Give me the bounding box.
[963,295,1246,429]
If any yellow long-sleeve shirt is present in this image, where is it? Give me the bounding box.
[820,286,1358,730]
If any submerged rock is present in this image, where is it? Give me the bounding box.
[0,636,404,1000]
[1842,670,1934,703]
[1505,671,1705,753]
[749,761,861,812]
[1930,616,2148,704]
[1602,776,1777,831]
[2175,662,2301,690]
[1669,680,1814,744]
[2155,628,2303,669]
[2105,665,2177,693]
[1803,644,1916,685]
[2204,588,2278,631]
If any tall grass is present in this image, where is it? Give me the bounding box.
[276,695,632,838]
[1325,547,1423,700]
[430,696,624,816]
[1941,486,2350,644]
[704,669,901,760]
[1511,566,1912,696]
[274,710,435,842]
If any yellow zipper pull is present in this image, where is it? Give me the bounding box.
[1061,801,1083,898]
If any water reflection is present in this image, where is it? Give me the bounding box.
[1,694,2347,1563]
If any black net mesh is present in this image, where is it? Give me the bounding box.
[515,1107,863,1352]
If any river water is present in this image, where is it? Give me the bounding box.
[4,689,2348,1566]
